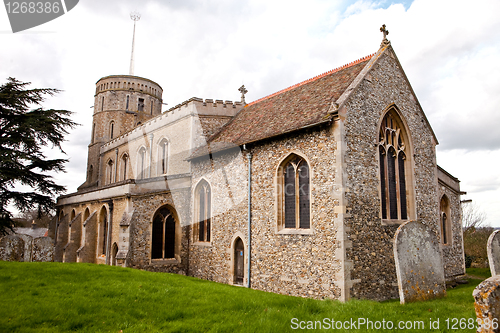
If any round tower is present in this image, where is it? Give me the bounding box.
[81,75,163,189]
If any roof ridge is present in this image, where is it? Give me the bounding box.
[246,53,375,107]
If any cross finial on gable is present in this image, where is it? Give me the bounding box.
[380,24,390,47]
[239,85,248,104]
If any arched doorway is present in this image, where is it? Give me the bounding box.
[111,243,118,266]
[234,237,244,285]
[98,206,108,257]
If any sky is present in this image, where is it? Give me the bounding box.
[1,0,499,226]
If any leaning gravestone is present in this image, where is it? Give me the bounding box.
[487,230,500,276]
[394,221,446,304]
[473,276,500,333]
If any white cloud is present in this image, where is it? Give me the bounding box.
[1,0,500,226]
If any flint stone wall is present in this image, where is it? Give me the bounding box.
[488,230,500,276]
[474,276,500,333]
[343,48,442,300]
[438,167,466,278]
[191,126,343,299]
[394,221,446,303]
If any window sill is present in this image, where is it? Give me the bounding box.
[193,241,212,247]
[150,258,179,265]
[381,219,410,226]
[277,228,314,235]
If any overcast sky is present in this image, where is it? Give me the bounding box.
[1,0,499,226]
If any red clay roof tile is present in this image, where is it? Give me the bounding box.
[193,54,374,157]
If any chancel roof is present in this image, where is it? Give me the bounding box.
[191,54,375,158]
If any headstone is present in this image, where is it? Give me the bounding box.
[394,221,446,303]
[0,235,25,261]
[33,237,54,262]
[487,230,500,276]
[473,276,500,333]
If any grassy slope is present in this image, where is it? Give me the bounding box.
[0,262,482,332]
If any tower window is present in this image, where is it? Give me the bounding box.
[126,95,129,110]
[138,98,144,112]
[109,121,115,139]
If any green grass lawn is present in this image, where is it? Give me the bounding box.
[0,262,483,332]
[466,267,491,279]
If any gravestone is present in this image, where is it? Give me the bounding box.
[394,221,446,304]
[33,237,54,262]
[473,276,500,333]
[0,235,25,261]
[487,230,500,276]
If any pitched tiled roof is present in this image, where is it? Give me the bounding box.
[193,54,374,158]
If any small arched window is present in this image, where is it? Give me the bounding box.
[158,139,168,175]
[126,95,130,110]
[106,159,114,184]
[440,195,451,245]
[121,154,129,181]
[278,154,310,229]
[109,121,115,139]
[137,147,146,179]
[194,180,211,242]
[378,110,411,221]
[151,206,176,259]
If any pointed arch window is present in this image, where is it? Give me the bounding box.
[158,139,169,175]
[378,110,411,221]
[278,154,310,229]
[106,159,114,185]
[121,154,129,181]
[440,195,451,245]
[151,206,176,259]
[194,180,211,242]
[137,147,146,180]
[109,121,115,139]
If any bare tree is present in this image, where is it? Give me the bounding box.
[14,209,54,228]
[462,202,488,233]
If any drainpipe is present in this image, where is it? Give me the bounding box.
[105,200,114,265]
[245,145,252,288]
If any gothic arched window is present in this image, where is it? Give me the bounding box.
[158,139,169,175]
[106,159,114,185]
[151,206,176,259]
[440,195,451,245]
[137,147,146,180]
[379,110,410,221]
[278,154,310,229]
[194,180,211,242]
[121,154,129,181]
[109,121,115,139]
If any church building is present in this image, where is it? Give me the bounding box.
[54,28,465,301]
